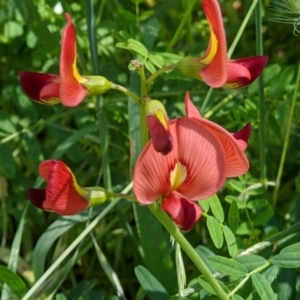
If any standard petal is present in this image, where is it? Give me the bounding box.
[196,118,249,177]
[60,13,87,107]
[233,122,251,151]
[162,191,202,231]
[28,188,48,211]
[19,71,59,103]
[184,92,201,119]
[44,160,89,215]
[224,56,268,88]
[133,124,179,205]
[199,0,227,87]
[175,118,226,200]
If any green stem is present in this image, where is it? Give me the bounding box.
[145,64,175,86]
[203,94,234,119]
[111,83,140,102]
[85,0,111,190]
[228,261,271,297]
[255,0,266,185]
[1,199,7,247]
[148,203,228,300]
[227,0,259,58]
[113,193,137,202]
[273,61,300,206]
[166,0,197,52]
[139,101,148,147]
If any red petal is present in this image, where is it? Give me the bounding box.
[60,13,87,107]
[39,160,52,182]
[147,115,173,155]
[233,122,251,151]
[184,92,201,119]
[41,160,89,215]
[40,82,61,104]
[195,118,249,177]
[162,191,202,231]
[19,71,59,102]
[174,118,226,200]
[225,56,268,88]
[133,126,179,205]
[199,0,227,87]
[28,188,48,211]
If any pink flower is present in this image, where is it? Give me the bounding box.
[175,0,268,88]
[19,14,111,107]
[133,93,249,231]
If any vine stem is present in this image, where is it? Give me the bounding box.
[145,64,175,86]
[255,0,267,185]
[148,203,229,300]
[112,83,140,102]
[273,60,300,206]
[228,261,271,297]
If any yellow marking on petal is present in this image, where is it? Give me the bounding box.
[72,58,87,83]
[170,162,187,190]
[67,165,87,197]
[199,24,218,65]
[155,110,168,130]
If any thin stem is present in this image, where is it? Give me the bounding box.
[1,199,7,247]
[139,102,148,148]
[228,261,271,297]
[145,64,175,86]
[111,83,140,102]
[138,65,147,99]
[256,0,267,185]
[85,0,111,190]
[148,203,229,300]
[203,94,234,119]
[273,61,300,206]
[113,193,137,202]
[227,0,259,58]
[166,0,197,52]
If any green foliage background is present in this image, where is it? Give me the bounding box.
[1,0,300,299]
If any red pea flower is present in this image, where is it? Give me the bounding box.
[175,0,268,88]
[19,14,111,107]
[28,160,107,215]
[133,93,249,231]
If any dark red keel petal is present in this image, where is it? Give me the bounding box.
[233,123,252,151]
[147,115,173,155]
[28,188,48,211]
[162,192,202,231]
[226,56,268,88]
[19,71,59,102]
